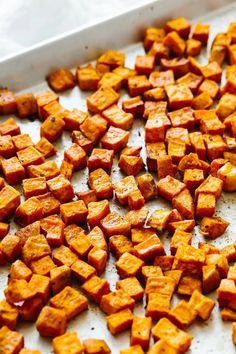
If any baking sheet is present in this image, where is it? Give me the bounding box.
[0,1,236,353]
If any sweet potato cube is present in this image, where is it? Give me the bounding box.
[168,139,186,165]
[113,175,137,205]
[149,40,169,63]
[144,27,165,51]
[149,71,174,88]
[87,86,119,114]
[14,197,43,227]
[0,89,17,115]
[113,66,136,86]
[50,286,88,320]
[202,264,221,294]
[122,96,144,117]
[36,306,66,337]
[0,221,9,238]
[189,290,215,320]
[153,256,175,271]
[168,300,196,330]
[217,93,236,120]
[53,245,78,267]
[53,332,84,354]
[40,114,65,142]
[217,162,236,192]
[88,148,114,174]
[28,160,60,180]
[60,200,88,225]
[198,242,219,255]
[199,79,219,99]
[50,265,71,294]
[22,233,51,265]
[47,174,74,203]
[88,247,107,275]
[196,193,216,218]
[189,131,206,160]
[172,245,205,275]
[145,114,165,143]
[106,308,133,335]
[29,255,56,276]
[36,91,58,117]
[120,145,142,157]
[161,58,189,78]
[101,126,129,152]
[0,326,24,354]
[0,299,18,330]
[100,212,130,238]
[100,290,135,315]
[10,259,32,281]
[157,176,185,201]
[116,252,144,278]
[119,155,144,176]
[77,64,100,91]
[165,84,194,110]
[177,275,202,295]
[17,146,45,170]
[195,175,223,199]
[64,143,86,170]
[64,108,88,130]
[186,38,202,57]
[87,226,108,252]
[37,192,60,217]
[87,200,110,229]
[83,338,111,354]
[77,190,97,206]
[170,229,192,255]
[203,134,227,161]
[135,55,155,75]
[145,276,175,300]
[130,316,152,350]
[71,130,93,154]
[71,259,96,283]
[200,111,225,135]
[168,106,195,129]
[0,135,15,158]
[15,93,37,118]
[15,220,41,246]
[152,317,192,352]
[116,277,144,302]
[98,72,123,91]
[201,61,222,82]
[70,234,92,259]
[217,279,236,304]
[22,177,47,199]
[146,292,171,321]
[192,23,210,45]
[137,173,156,201]
[2,156,25,184]
[163,31,186,57]
[200,216,229,239]
[146,142,167,171]
[141,265,163,282]
[128,75,151,97]
[47,68,75,92]
[109,235,133,259]
[133,235,165,261]
[165,17,190,38]
[81,275,110,304]
[102,104,134,131]
[1,234,21,262]
[4,279,36,304]
[80,114,108,143]
[0,118,20,136]
[221,308,236,321]
[60,160,74,180]
[228,263,236,281]
[183,169,204,192]
[88,168,113,199]
[125,206,148,227]
[193,91,213,110]
[172,188,194,220]
[147,209,172,232]
[97,50,125,69]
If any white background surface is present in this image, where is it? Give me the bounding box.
[0,0,153,59]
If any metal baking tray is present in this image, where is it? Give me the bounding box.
[0,0,236,352]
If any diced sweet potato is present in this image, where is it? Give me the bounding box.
[116,252,144,278]
[186,38,202,57]
[122,96,144,117]
[14,197,43,227]
[200,216,229,238]
[100,290,135,315]
[80,114,108,143]
[77,64,100,91]
[81,275,110,304]
[37,192,60,217]
[83,338,111,354]
[50,265,71,293]
[100,212,130,238]
[116,277,144,302]
[157,176,185,201]
[2,156,25,185]
[0,299,19,330]
[40,114,65,142]
[16,93,37,118]
[87,86,119,113]
[189,290,215,320]
[87,200,110,229]
[88,168,113,199]
[36,306,67,337]
[47,174,74,203]
[144,27,165,51]
[133,235,165,261]
[53,332,84,354]
[109,235,133,259]
[125,206,148,227]
[22,177,47,199]
[106,308,133,335]
[28,160,60,180]
[0,89,17,115]
[165,17,191,38]
[0,326,24,354]
[137,173,157,201]
[47,68,75,92]
[0,118,20,136]
[128,75,151,97]
[101,126,129,152]
[119,155,144,176]
[113,175,138,205]
[1,234,22,262]
[88,148,114,174]
[163,31,186,57]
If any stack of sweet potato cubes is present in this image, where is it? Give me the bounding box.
[1,15,236,354]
